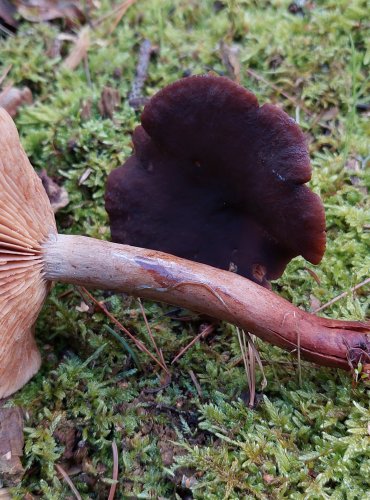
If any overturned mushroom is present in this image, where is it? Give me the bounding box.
[106,75,326,286]
[0,115,56,398]
[0,104,368,399]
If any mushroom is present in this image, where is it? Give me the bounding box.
[105,75,326,287]
[0,104,368,399]
[0,110,56,398]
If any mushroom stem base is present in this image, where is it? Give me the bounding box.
[43,234,369,370]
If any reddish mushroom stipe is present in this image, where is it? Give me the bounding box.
[105,75,326,286]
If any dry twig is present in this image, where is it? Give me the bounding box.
[55,464,82,500]
[171,323,215,365]
[93,0,138,33]
[246,68,312,115]
[108,440,119,500]
[137,298,169,373]
[79,287,168,372]
[188,369,203,398]
[129,39,154,110]
[313,277,370,313]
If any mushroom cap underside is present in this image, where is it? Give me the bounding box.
[106,75,326,285]
[0,108,56,398]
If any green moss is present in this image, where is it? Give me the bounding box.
[1,0,369,497]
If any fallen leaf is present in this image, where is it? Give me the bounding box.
[54,423,77,460]
[76,301,90,313]
[39,170,69,213]
[0,488,12,500]
[0,408,24,486]
[98,86,120,119]
[0,0,17,28]
[181,474,198,489]
[80,99,93,121]
[46,36,63,58]
[0,86,32,117]
[78,167,93,185]
[345,157,368,195]
[106,0,138,34]
[63,27,90,70]
[320,107,339,122]
[15,0,90,26]
[0,64,12,87]
[219,41,241,83]
[309,294,321,313]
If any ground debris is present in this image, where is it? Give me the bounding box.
[63,27,90,71]
[345,157,368,195]
[0,0,17,28]
[15,0,94,26]
[39,170,69,213]
[0,408,24,486]
[98,86,121,119]
[128,39,155,110]
[80,99,93,121]
[0,86,32,117]
[219,41,240,83]
[0,489,12,499]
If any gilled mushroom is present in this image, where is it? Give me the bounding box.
[0,115,56,398]
[0,103,368,399]
[105,75,326,286]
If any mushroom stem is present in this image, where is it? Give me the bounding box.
[43,234,369,370]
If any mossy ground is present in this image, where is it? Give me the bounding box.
[1,0,369,498]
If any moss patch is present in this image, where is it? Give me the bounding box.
[1,0,369,497]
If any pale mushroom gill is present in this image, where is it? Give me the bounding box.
[0,108,56,398]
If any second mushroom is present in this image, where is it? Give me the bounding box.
[106,75,326,288]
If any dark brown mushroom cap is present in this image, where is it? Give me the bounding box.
[105,75,326,286]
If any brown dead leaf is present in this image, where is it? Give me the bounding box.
[0,408,24,486]
[39,170,69,213]
[54,423,77,460]
[46,36,63,58]
[319,107,339,122]
[15,0,89,25]
[107,0,138,34]
[0,86,32,117]
[181,474,198,489]
[345,157,368,195]
[80,98,92,121]
[63,27,90,70]
[309,294,321,313]
[0,489,12,500]
[98,86,120,119]
[0,0,18,28]
[0,65,12,87]
[219,41,241,83]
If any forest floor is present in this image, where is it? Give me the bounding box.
[0,0,369,498]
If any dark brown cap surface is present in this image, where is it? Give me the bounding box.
[106,75,325,286]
